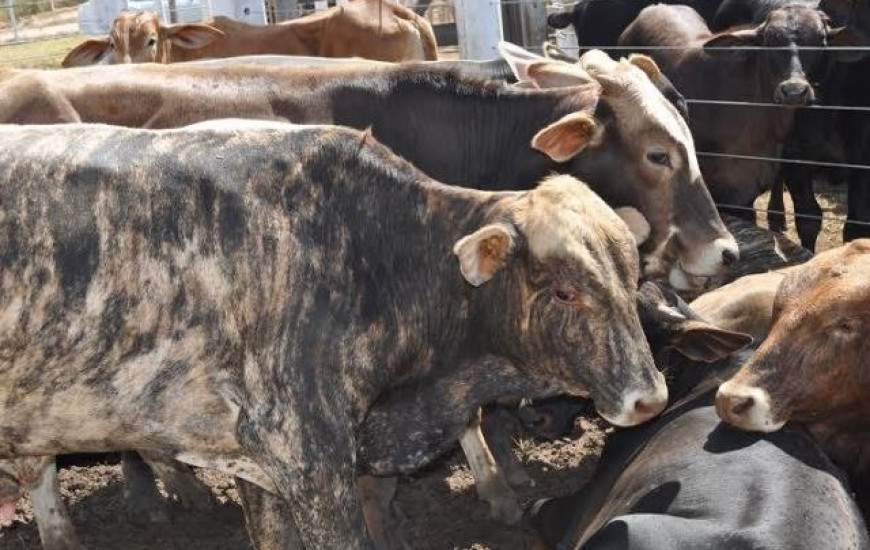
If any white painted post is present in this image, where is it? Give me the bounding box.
[455,0,502,60]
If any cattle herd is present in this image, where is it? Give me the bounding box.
[0,0,869,548]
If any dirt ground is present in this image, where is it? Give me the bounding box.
[0,417,607,550]
[0,187,849,550]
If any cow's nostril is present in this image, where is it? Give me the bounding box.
[634,397,658,417]
[722,248,738,266]
[730,395,755,417]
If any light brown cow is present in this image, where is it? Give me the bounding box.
[61,0,437,67]
[715,240,870,513]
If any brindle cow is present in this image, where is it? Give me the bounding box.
[61,0,437,67]
[716,240,870,516]
[0,122,666,549]
[0,50,738,291]
[619,4,847,221]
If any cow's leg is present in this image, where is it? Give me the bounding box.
[137,451,215,511]
[121,451,169,524]
[785,173,822,251]
[359,475,411,550]
[481,407,534,489]
[845,171,870,242]
[25,458,84,550]
[239,415,375,550]
[767,177,787,233]
[458,408,523,525]
[236,478,304,550]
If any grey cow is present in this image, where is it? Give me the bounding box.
[0,122,666,549]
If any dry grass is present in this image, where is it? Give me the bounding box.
[753,184,847,252]
[0,33,83,68]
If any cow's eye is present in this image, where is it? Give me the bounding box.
[646,149,672,168]
[833,318,862,336]
[553,286,581,306]
[147,37,157,47]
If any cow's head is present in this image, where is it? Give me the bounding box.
[517,280,750,439]
[703,6,847,106]
[455,175,668,426]
[61,10,223,67]
[501,44,739,291]
[716,241,870,432]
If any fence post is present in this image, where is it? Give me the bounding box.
[455,0,502,60]
[3,0,18,43]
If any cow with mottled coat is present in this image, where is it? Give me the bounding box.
[716,240,870,518]
[0,122,667,549]
[0,50,738,292]
[61,0,437,67]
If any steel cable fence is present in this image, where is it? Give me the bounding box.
[0,0,866,238]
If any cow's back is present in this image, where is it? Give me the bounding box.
[0,123,428,456]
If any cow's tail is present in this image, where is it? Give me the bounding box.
[415,14,439,61]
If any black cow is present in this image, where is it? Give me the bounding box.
[0,122,667,549]
[707,0,857,251]
[547,0,725,51]
[620,4,847,231]
[529,284,869,550]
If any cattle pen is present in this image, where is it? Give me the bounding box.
[0,0,869,549]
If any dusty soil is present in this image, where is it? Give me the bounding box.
[0,418,607,550]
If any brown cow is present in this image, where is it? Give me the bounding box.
[716,240,870,514]
[619,4,850,220]
[0,58,739,292]
[61,0,437,67]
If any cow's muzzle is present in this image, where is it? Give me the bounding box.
[597,370,668,427]
[775,79,814,106]
[715,380,786,432]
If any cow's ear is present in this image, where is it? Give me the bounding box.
[62,38,111,67]
[527,60,599,89]
[454,224,516,287]
[703,29,758,58]
[627,54,662,81]
[547,11,573,29]
[615,207,650,245]
[164,23,224,49]
[532,111,601,162]
[499,41,545,82]
[673,320,753,362]
[828,26,870,62]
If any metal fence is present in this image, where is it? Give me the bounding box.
[0,0,865,243]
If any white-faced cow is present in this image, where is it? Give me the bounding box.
[529,282,868,550]
[61,0,437,67]
[0,122,666,549]
[717,240,870,518]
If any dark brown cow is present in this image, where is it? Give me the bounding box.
[62,0,437,67]
[716,240,870,515]
[619,4,849,219]
[0,55,738,291]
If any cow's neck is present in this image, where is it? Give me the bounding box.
[807,418,870,499]
[317,70,575,189]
